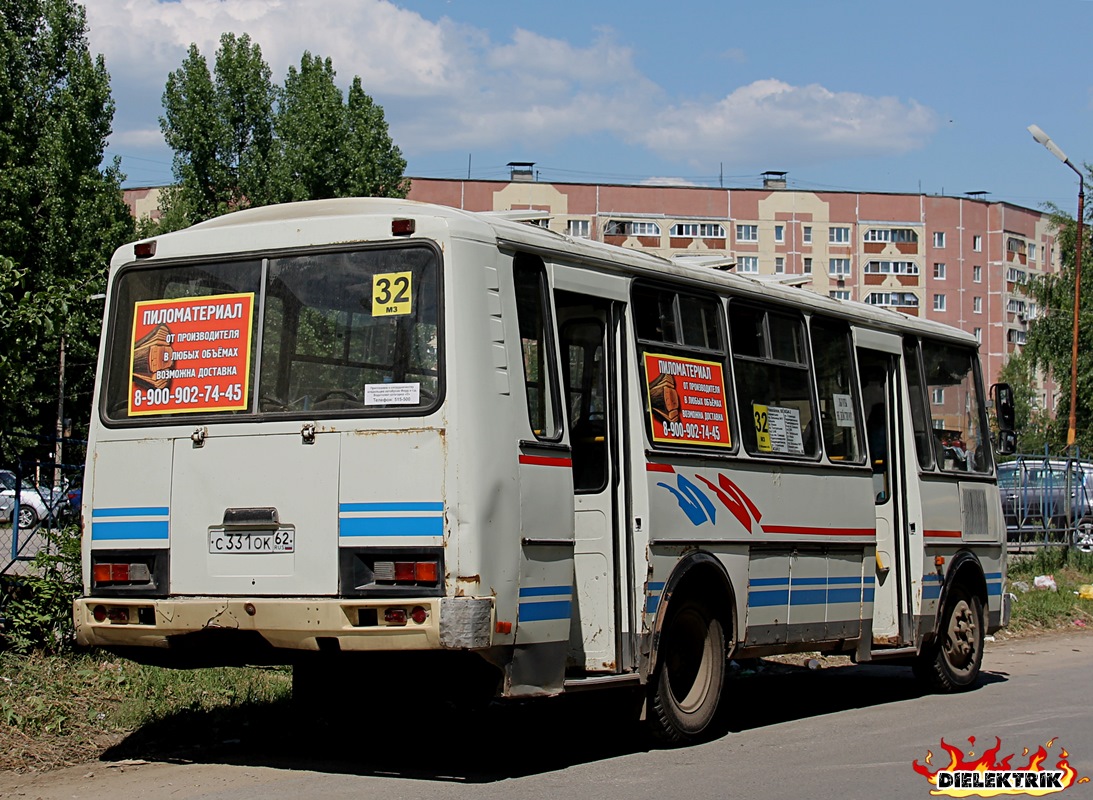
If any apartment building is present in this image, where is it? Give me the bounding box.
[405,169,1059,395]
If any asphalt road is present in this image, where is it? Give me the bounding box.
[3,631,1091,800]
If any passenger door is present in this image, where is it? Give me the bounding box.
[857,342,914,646]
[555,290,630,673]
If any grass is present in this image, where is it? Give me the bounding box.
[0,550,1090,775]
[0,652,290,772]
[1005,548,1093,634]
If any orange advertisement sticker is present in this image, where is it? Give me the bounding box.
[128,292,255,416]
[644,352,731,448]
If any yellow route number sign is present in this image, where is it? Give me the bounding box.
[372,272,413,317]
[753,403,772,452]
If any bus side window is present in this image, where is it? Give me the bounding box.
[729,303,818,459]
[903,338,935,471]
[513,254,562,441]
[809,316,863,464]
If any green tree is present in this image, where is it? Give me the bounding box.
[0,0,133,464]
[268,53,407,202]
[1022,168,1093,454]
[269,53,347,203]
[159,32,274,228]
[154,40,407,231]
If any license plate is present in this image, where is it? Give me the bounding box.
[208,528,294,554]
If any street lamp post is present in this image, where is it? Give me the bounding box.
[1028,124,1086,448]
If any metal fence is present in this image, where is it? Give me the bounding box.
[999,452,1093,553]
[2,456,83,578]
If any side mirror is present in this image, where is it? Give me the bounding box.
[991,383,1016,456]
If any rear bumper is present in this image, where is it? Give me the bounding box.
[73,595,495,653]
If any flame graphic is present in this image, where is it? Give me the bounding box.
[913,737,1087,797]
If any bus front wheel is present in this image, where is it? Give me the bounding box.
[648,599,726,744]
[914,585,984,692]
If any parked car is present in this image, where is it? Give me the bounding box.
[998,459,1093,552]
[0,469,67,529]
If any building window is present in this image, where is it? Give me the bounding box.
[1006,298,1026,315]
[670,222,726,238]
[567,219,590,238]
[864,260,919,275]
[973,265,982,283]
[829,226,850,244]
[1028,242,1037,261]
[775,224,785,243]
[1007,267,1026,284]
[973,296,982,313]
[829,290,850,300]
[933,262,946,279]
[933,231,946,248]
[974,327,982,343]
[803,226,812,244]
[829,258,851,275]
[1006,237,1027,256]
[1007,328,1027,345]
[775,256,785,274]
[933,294,946,311]
[803,257,812,274]
[973,235,982,252]
[736,224,758,242]
[605,220,661,237]
[865,292,919,308]
[738,256,759,273]
[932,388,945,404]
[864,228,919,244]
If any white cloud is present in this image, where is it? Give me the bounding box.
[636,79,938,166]
[83,2,938,174]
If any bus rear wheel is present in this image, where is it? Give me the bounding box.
[914,585,984,692]
[648,599,726,744]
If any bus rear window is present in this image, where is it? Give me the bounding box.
[103,245,441,422]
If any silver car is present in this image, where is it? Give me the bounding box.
[0,469,57,529]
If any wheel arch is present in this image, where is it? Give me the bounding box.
[929,550,988,643]
[646,551,737,678]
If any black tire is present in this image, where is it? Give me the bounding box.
[17,505,38,530]
[914,585,984,692]
[647,599,727,744]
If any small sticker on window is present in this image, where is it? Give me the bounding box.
[372,272,412,316]
[833,393,855,427]
[365,383,420,405]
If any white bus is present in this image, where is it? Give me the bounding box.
[75,199,1014,742]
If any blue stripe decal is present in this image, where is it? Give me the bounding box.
[92,507,169,518]
[91,520,169,541]
[646,595,660,614]
[339,502,444,513]
[791,588,827,606]
[828,588,864,604]
[519,585,572,598]
[518,600,572,622]
[749,575,872,609]
[647,581,666,591]
[749,589,790,607]
[339,516,444,537]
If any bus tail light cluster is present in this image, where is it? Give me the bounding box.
[93,562,152,586]
[383,605,429,626]
[373,560,438,584]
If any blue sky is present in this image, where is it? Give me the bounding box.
[85,0,1092,212]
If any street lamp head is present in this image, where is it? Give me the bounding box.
[1028,124,1070,165]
